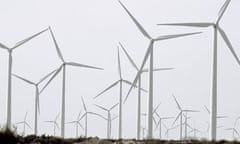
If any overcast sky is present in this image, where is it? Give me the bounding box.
[0,0,240,140]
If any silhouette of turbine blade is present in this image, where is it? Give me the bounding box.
[142,68,174,72]
[95,104,108,112]
[38,68,59,84]
[117,47,122,79]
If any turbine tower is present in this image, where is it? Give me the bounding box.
[157,0,240,140]
[119,42,173,139]
[48,26,103,137]
[0,28,49,128]
[118,0,201,139]
[12,68,58,135]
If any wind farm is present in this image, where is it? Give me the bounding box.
[0,0,240,143]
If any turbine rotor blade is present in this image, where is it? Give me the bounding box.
[94,81,119,99]
[118,0,151,39]
[155,32,202,41]
[39,66,62,94]
[13,28,49,49]
[38,68,59,84]
[218,27,240,66]
[66,62,103,70]
[94,104,108,112]
[119,42,139,71]
[217,0,231,23]
[172,112,181,126]
[142,68,174,73]
[12,74,35,85]
[157,23,213,28]
[110,103,119,111]
[49,27,65,62]
[81,96,87,111]
[172,95,182,110]
[0,43,9,50]
[204,105,210,114]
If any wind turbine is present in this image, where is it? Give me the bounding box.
[44,113,60,136]
[163,123,179,140]
[16,112,32,135]
[118,0,201,139]
[12,68,58,135]
[94,47,145,139]
[48,26,103,137]
[119,42,174,140]
[66,111,84,138]
[0,28,49,128]
[154,112,173,139]
[157,0,240,140]
[94,103,118,139]
[172,95,199,140]
[79,96,104,137]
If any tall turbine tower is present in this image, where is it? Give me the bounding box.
[48,27,103,137]
[118,0,201,139]
[157,0,240,140]
[119,42,173,139]
[0,28,49,128]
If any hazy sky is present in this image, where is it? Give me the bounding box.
[0,0,240,140]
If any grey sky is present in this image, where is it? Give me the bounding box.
[0,0,240,140]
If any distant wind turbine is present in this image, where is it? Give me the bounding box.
[94,47,145,139]
[66,111,84,138]
[79,96,103,137]
[12,68,58,135]
[48,26,103,137]
[172,95,199,140]
[44,113,60,136]
[0,28,49,128]
[16,112,32,135]
[118,0,201,139]
[119,42,173,140]
[94,103,118,139]
[154,112,173,139]
[157,0,240,140]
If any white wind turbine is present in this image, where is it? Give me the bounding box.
[48,26,103,137]
[119,42,174,140]
[66,111,84,138]
[44,113,60,136]
[154,112,174,139]
[94,47,145,139]
[118,0,201,139]
[157,0,240,140]
[172,95,199,140]
[94,103,118,139]
[16,112,32,135]
[12,68,58,135]
[80,96,103,137]
[0,28,49,128]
